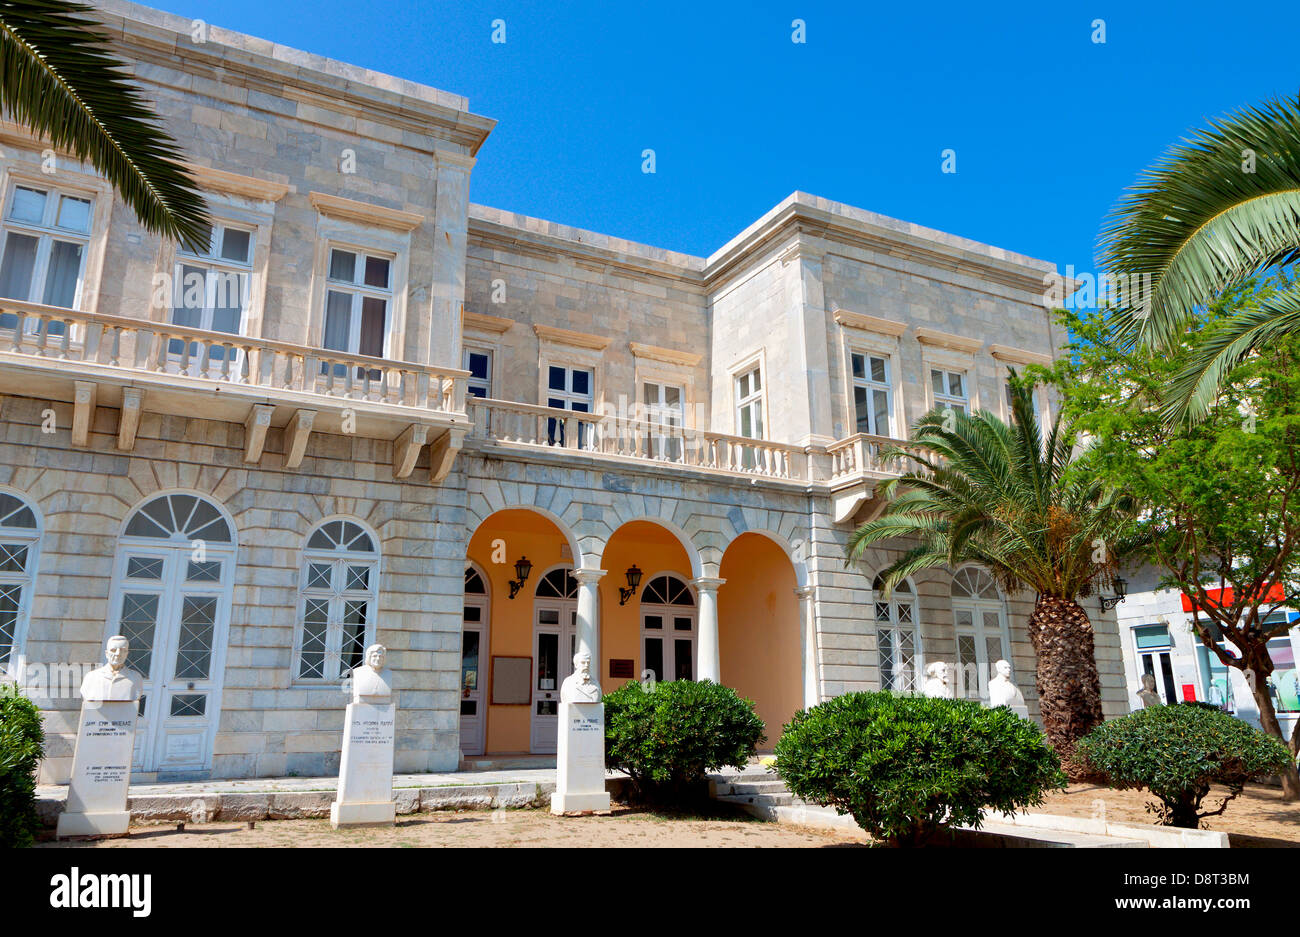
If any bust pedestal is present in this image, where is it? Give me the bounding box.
[56,700,138,838]
[330,701,396,828]
[550,701,611,815]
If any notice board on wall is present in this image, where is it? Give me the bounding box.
[491,656,532,705]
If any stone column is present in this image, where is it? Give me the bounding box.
[796,585,819,708]
[573,568,606,667]
[693,577,726,683]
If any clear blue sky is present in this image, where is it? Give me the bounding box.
[143,0,1299,274]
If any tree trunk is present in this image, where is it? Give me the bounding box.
[1247,674,1300,802]
[1027,594,1106,781]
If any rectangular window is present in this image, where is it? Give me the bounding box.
[546,364,594,447]
[642,380,684,460]
[1004,380,1042,427]
[1134,624,1177,704]
[169,222,254,369]
[322,247,392,377]
[851,352,892,437]
[735,366,764,439]
[464,348,493,399]
[931,367,968,415]
[0,183,94,330]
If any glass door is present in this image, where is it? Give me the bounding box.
[459,602,485,756]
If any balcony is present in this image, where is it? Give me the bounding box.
[0,299,470,481]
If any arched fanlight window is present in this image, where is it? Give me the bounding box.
[0,491,40,670]
[535,567,578,599]
[874,574,921,693]
[950,565,1012,701]
[123,493,233,543]
[296,519,379,681]
[464,567,486,595]
[640,575,695,606]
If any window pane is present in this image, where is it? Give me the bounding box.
[0,543,28,574]
[751,369,760,391]
[644,615,663,630]
[323,291,352,351]
[949,372,964,397]
[174,596,217,680]
[674,639,693,680]
[219,227,251,263]
[851,353,865,379]
[461,631,480,690]
[644,637,663,682]
[328,249,356,282]
[537,632,558,689]
[210,272,244,335]
[548,366,566,391]
[468,352,490,380]
[358,296,386,357]
[737,374,749,399]
[8,187,46,224]
[56,195,92,233]
[931,369,944,395]
[299,598,329,678]
[873,389,890,436]
[853,386,869,434]
[870,356,886,383]
[0,232,38,300]
[571,369,590,397]
[363,255,390,289]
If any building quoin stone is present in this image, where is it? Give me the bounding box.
[0,0,1128,784]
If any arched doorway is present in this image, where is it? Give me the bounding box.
[951,565,1012,701]
[531,565,577,753]
[109,492,237,775]
[639,574,696,682]
[460,565,489,756]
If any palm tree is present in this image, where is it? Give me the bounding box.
[1,0,208,246]
[1100,94,1300,424]
[848,376,1139,778]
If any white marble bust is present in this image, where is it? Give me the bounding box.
[79,635,144,703]
[560,651,601,704]
[922,661,954,699]
[350,643,394,704]
[987,659,1026,709]
[1136,672,1162,709]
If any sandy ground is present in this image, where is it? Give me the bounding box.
[1039,783,1300,847]
[35,805,871,849]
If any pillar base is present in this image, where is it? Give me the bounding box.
[550,791,611,815]
[330,801,395,829]
[57,810,130,839]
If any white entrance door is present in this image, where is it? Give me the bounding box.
[951,567,1011,701]
[531,603,577,753]
[112,544,233,774]
[459,587,487,756]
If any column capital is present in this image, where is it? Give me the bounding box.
[691,577,726,592]
[573,568,607,584]
[794,585,814,599]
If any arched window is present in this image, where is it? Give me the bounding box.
[0,492,40,671]
[640,574,696,681]
[296,519,379,681]
[535,567,578,599]
[874,574,921,692]
[951,566,1012,701]
[110,492,237,773]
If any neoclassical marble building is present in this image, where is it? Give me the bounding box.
[0,1,1127,783]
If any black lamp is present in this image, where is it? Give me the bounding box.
[508,556,533,600]
[618,565,644,605]
[1100,576,1128,611]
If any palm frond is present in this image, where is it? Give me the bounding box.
[0,0,209,247]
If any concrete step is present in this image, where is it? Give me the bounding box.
[717,791,795,807]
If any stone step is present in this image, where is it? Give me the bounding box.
[728,780,788,795]
[716,791,795,808]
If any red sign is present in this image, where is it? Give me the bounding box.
[1181,683,1197,702]
[1180,584,1286,612]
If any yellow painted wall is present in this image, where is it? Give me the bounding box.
[599,521,693,693]
[467,510,569,754]
[718,533,801,749]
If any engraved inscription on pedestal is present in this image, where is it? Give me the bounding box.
[331,643,397,828]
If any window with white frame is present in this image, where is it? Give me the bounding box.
[874,575,920,692]
[546,364,594,447]
[640,575,696,682]
[851,352,893,437]
[169,222,254,366]
[322,247,392,375]
[0,182,94,327]
[931,367,968,415]
[1133,623,1178,705]
[1003,379,1043,428]
[735,365,764,439]
[296,520,379,682]
[464,347,493,399]
[951,566,1012,701]
[0,492,40,673]
[642,380,684,460]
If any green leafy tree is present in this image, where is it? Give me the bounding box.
[848,382,1141,778]
[1,0,208,246]
[1100,93,1300,423]
[1039,275,1300,800]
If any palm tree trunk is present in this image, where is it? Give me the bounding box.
[1027,594,1106,780]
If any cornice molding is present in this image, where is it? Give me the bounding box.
[832,309,908,337]
[534,324,612,351]
[463,310,514,334]
[629,342,702,367]
[186,163,289,202]
[990,344,1053,366]
[308,192,424,232]
[914,327,984,354]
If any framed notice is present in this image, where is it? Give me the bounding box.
[491,656,532,705]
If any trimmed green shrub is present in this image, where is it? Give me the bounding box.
[774,691,1066,847]
[0,686,45,848]
[1077,704,1292,828]
[604,679,765,803]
